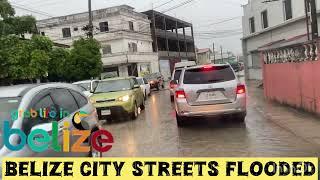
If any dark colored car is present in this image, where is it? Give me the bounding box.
[144,73,164,91]
[230,62,240,72]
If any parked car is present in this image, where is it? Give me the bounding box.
[136,77,151,100]
[169,68,183,102]
[0,83,101,158]
[73,80,99,97]
[170,62,196,101]
[90,77,145,121]
[174,64,247,127]
[145,73,164,91]
[229,62,240,72]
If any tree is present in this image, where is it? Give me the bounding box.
[48,48,70,82]
[0,0,36,37]
[66,38,102,81]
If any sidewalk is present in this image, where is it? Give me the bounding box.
[247,80,320,147]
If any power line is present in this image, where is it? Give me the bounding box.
[11,3,54,17]
[153,0,175,9]
[160,0,195,14]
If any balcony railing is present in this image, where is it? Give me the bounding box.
[261,40,319,64]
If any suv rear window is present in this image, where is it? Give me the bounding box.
[183,66,235,84]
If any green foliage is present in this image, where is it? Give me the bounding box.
[29,50,49,78]
[0,0,103,83]
[66,38,102,81]
[0,0,37,37]
[0,35,54,82]
[48,48,70,82]
[0,0,15,19]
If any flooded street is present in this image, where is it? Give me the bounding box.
[103,80,320,157]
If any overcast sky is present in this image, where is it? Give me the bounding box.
[9,0,248,55]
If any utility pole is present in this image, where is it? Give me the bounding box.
[88,0,93,38]
[220,46,224,63]
[304,0,318,40]
[213,43,216,64]
[309,0,318,40]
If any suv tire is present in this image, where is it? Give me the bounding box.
[176,112,185,127]
[235,112,246,123]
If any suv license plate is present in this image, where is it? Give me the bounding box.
[101,109,111,116]
[198,91,225,101]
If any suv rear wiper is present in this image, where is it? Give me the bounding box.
[208,80,224,83]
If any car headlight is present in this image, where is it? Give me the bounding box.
[90,98,96,104]
[118,95,130,102]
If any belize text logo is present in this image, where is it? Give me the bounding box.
[3,107,114,153]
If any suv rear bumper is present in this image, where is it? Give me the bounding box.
[175,94,246,117]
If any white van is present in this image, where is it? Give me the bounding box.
[174,61,196,69]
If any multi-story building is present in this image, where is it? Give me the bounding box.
[37,5,159,78]
[242,0,320,80]
[142,10,196,80]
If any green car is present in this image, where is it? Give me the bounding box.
[90,77,145,120]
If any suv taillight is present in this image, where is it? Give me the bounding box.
[236,84,246,94]
[175,90,186,99]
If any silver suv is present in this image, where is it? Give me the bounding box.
[174,64,247,126]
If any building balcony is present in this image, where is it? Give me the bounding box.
[155,29,193,42]
[102,52,158,66]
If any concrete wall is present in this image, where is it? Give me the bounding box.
[263,60,320,115]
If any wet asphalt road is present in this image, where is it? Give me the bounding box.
[102,81,320,157]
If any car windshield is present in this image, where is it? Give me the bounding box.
[183,66,236,84]
[137,79,144,85]
[76,83,91,91]
[95,80,132,93]
[0,97,21,148]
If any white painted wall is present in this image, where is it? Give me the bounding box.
[37,5,160,77]
[242,0,320,80]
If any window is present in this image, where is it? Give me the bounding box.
[50,89,78,114]
[70,90,88,108]
[183,66,235,84]
[249,17,255,33]
[261,10,269,29]
[173,69,182,81]
[129,21,134,31]
[99,21,109,32]
[102,45,112,54]
[283,0,292,20]
[24,94,56,134]
[62,28,71,38]
[41,32,45,36]
[74,27,79,31]
[128,42,138,52]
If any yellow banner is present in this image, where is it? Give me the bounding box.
[2,158,318,180]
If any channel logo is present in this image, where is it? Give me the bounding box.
[2,108,114,153]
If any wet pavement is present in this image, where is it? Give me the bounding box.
[102,79,320,157]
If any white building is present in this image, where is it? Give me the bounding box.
[196,48,212,65]
[242,0,320,80]
[37,5,159,78]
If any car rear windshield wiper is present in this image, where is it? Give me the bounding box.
[207,79,224,83]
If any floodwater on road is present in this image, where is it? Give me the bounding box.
[102,80,320,157]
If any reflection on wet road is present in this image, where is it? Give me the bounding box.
[103,83,320,157]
